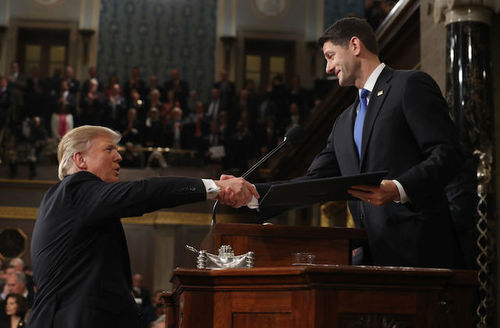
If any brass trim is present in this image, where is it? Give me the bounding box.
[0,206,250,225]
[0,207,39,219]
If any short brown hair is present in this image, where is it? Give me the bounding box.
[318,17,378,55]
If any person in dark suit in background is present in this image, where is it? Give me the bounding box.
[81,66,103,96]
[64,66,80,99]
[0,76,9,130]
[131,273,151,312]
[163,69,189,112]
[214,68,236,113]
[28,125,258,328]
[234,17,467,269]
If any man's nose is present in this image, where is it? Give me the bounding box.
[326,61,334,74]
[115,151,123,162]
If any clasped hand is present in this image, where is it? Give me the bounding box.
[214,175,259,208]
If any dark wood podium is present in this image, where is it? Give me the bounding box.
[169,265,477,328]
[164,224,477,327]
[200,223,367,266]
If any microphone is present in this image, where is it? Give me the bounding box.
[211,126,304,226]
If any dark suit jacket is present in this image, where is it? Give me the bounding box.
[29,171,206,328]
[164,79,189,109]
[258,67,464,268]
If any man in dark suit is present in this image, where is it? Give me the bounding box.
[29,125,258,328]
[163,69,189,111]
[240,17,466,269]
[64,66,80,97]
[214,68,236,113]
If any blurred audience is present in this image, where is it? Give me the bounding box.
[0,63,329,175]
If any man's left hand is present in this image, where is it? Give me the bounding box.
[348,179,400,206]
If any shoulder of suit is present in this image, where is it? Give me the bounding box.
[388,68,430,80]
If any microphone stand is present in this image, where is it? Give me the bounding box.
[211,136,290,227]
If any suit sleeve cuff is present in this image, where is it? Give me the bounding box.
[202,179,220,200]
[392,179,409,204]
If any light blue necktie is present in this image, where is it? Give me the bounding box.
[354,88,370,157]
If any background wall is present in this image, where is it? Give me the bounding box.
[323,0,364,28]
[419,0,446,93]
[97,0,217,101]
[0,0,99,79]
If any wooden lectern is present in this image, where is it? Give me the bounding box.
[165,223,477,327]
[200,223,367,266]
[170,265,477,328]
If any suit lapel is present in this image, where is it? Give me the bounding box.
[359,67,393,168]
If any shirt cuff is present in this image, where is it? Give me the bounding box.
[202,179,220,200]
[392,179,409,203]
[247,196,259,210]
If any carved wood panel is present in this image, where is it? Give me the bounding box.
[338,313,416,328]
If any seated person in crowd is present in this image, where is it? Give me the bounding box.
[0,293,29,328]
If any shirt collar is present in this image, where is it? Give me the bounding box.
[359,63,386,96]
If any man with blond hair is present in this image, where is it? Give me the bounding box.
[29,125,258,328]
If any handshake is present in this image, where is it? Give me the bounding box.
[213,174,259,208]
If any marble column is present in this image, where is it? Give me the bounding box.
[435,1,500,327]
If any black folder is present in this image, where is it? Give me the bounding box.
[260,171,388,208]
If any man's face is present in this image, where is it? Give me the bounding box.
[61,80,69,91]
[211,88,220,99]
[132,68,140,78]
[81,135,122,182]
[6,276,25,294]
[89,67,97,77]
[133,274,142,287]
[323,40,358,87]
[66,67,74,78]
[112,84,121,95]
[171,69,179,80]
[11,62,19,73]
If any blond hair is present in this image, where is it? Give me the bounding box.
[57,125,121,180]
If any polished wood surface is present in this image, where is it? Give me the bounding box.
[200,223,367,266]
[170,265,477,328]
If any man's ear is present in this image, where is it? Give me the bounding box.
[73,152,87,170]
[350,36,361,56]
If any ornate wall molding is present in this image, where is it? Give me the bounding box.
[434,0,500,24]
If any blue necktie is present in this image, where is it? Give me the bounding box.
[354,88,370,157]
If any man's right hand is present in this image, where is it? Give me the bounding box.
[214,176,259,208]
